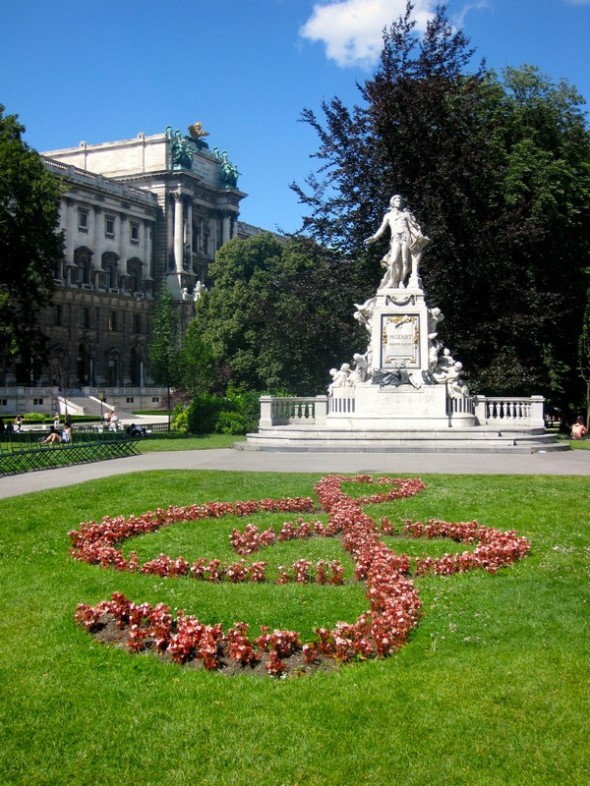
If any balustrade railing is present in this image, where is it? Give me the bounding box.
[258,393,545,430]
[474,395,545,428]
[446,395,475,416]
[259,396,328,427]
[328,396,356,415]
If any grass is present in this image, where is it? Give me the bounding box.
[0,470,588,785]
[137,433,243,452]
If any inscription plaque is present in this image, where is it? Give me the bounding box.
[381,314,420,368]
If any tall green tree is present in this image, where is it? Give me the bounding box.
[578,287,590,426]
[0,105,64,374]
[292,3,590,410]
[179,314,215,398]
[195,233,364,395]
[148,284,182,428]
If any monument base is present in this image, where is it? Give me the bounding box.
[326,383,475,430]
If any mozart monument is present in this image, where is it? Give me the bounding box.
[243,196,559,453]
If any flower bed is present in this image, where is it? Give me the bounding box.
[73,475,530,677]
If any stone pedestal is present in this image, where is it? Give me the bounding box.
[327,285,476,429]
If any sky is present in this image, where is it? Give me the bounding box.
[1,0,589,234]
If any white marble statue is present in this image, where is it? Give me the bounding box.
[364,195,430,290]
[428,306,444,339]
[194,280,207,301]
[432,348,455,381]
[446,361,470,398]
[328,363,353,394]
[353,296,376,333]
[351,352,370,384]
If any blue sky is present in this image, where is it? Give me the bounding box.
[1,0,589,234]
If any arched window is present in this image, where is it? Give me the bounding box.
[102,252,119,291]
[74,246,93,286]
[106,349,119,387]
[127,257,143,293]
[129,345,143,386]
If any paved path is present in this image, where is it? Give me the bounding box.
[0,447,588,499]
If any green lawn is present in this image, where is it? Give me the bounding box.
[137,433,243,452]
[0,470,588,786]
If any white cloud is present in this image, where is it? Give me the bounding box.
[299,0,438,68]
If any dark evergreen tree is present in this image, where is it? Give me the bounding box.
[578,287,590,426]
[0,106,64,375]
[292,3,590,411]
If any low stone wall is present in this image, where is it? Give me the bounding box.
[259,393,545,430]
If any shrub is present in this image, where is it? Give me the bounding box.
[23,412,46,422]
[171,405,189,433]
[186,394,226,434]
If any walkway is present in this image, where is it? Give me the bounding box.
[0,447,588,499]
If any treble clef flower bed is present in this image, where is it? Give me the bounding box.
[72,475,530,677]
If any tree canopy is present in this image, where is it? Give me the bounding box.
[292,2,590,411]
[0,106,63,374]
[194,233,365,396]
[148,284,182,396]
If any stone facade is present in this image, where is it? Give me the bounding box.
[3,126,261,388]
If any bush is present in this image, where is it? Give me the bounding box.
[186,394,226,434]
[23,413,46,422]
[216,409,251,435]
[223,386,260,434]
[183,388,261,435]
[171,407,189,434]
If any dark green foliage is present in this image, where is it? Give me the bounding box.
[185,386,260,435]
[148,284,182,390]
[195,233,365,395]
[0,105,64,373]
[577,288,590,425]
[186,393,226,434]
[292,3,590,410]
[179,315,215,397]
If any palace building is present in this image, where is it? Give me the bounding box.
[2,124,264,397]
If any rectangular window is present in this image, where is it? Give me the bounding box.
[54,304,63,326]
[133,314,141,333]
[130,222,140,244]
[105,215,115,238]
[152,397,160,403]
[108,311,117,331]
[1,399,7,406]
[82,308,91,329]
[78,209,89,232]
[33,398,44,406]
[126,397,134,404]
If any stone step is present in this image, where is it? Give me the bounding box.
[240,427,568,453]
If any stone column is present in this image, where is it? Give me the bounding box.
[119,213,128,278]
[173,193,184,273]
[186,201,193,260]
[63,198,74,274]
[222,211,231,244]
[93,206,102,287]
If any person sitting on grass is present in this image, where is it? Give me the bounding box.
[41,427,62,445]
[571,416,588,440]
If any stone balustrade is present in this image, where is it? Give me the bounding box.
[473,395,545,429]
[259,393,545,430]
[258,396,328,428]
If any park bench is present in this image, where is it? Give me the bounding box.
[0,429,140,476]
